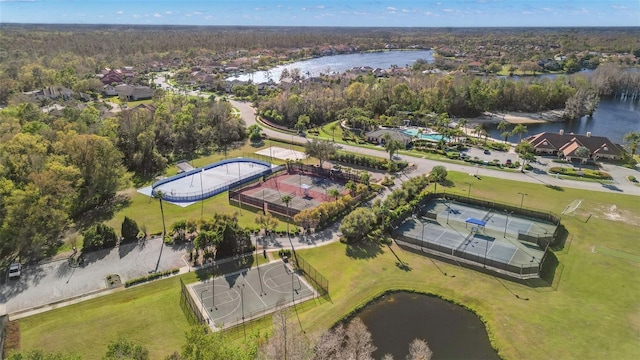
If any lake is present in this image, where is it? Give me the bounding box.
[230,50,638,143]
[484,97,640,144]
[227,50,434,83]
[357,292,500,360]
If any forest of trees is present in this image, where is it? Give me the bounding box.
[0,93,245,262]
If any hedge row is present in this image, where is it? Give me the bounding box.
[548,167,612,179]
[125,268,180,287]
[331,152,408,172]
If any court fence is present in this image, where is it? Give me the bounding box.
[151,158,278,203]
[292,253,329,298]
[391,192,561,242]
[180,278,206,325]
[389,192,561,280]
[287,162,365,184]
[394,233,540,278]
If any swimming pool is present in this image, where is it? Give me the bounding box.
[401,129,449,142]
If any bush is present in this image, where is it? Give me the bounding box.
[278,249,292,259]
[121,216,140,244]
[82,223,117,252]
[627,175,638,183]
[124,268,180,287]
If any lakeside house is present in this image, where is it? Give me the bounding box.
[525,130,625,163]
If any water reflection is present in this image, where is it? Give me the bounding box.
[357,292,500,360]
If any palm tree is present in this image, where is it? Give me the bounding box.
[383,133,402,160]
[153,190,167,238]
[281,195,292,236]
[623,131,640,156]
[501,131,511,144]
[472,124,484,140]
[497,120,510,143]
[328,188,340,201]
[329,123,338,142]
[511,124,528,143]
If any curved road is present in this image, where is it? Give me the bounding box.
[231,100,640,197]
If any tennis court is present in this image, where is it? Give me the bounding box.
[395,198,556,278]
[188,261,316,330]
[233,172,348,213]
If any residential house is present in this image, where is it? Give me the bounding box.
[525,131,625,163]
[102,84,117,96]
[100,70,123,85]
[114,84,153,101]
[365,128,413,148]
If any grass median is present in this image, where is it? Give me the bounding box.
[17,171,640,359]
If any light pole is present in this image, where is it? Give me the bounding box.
[291,269,296,305]
[504,210,512,238]
[238,284,246,340]
[255,239,265,296]
[466,183,472,200]
[446,197,451,224]
[211,269,217,310]
[420,220,425,251]
[518,192,527,209]
[200,288,209,323]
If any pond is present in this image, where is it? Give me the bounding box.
[357,292,500,360]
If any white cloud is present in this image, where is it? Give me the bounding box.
[611,5,627,10]
[521,11,535,15]
[132,14,140,18]
[154,13,162,18]
[165,11,172,15]
[116,10,123,15]
[316,5,325,9]
[192,11,203,15]
[402,9,409,13]
[387,6,397,11]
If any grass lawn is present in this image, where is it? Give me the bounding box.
[17,171,640,359]
[16,275,196,359]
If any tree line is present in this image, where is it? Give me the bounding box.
[0,93,244,263]
[259,69,609,130]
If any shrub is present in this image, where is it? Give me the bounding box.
[628,175,638,183]
[82,224,117,252]
[121,216,140,244]
[124,268,180,287]
[278,249,292,258]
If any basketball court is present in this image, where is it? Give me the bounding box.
[188,261,316,330]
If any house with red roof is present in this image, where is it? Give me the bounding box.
[525,131,625,163]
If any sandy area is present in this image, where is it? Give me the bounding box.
[466,110,565,125]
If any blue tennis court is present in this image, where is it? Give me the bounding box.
[395,198,557,278]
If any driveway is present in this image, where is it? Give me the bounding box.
[0,238,188,315]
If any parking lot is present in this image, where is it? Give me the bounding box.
[1,238,187,316]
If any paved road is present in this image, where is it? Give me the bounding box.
[0,238,188,316]
[230,100,640,197]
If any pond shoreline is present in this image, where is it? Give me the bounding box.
[467,110,566,125]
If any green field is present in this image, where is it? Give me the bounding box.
[16,171,640,359]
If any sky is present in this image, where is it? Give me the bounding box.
[0,0,639,27]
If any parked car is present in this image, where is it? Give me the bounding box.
[483,149,491,155]
[8,263,21,279]
[506,159,512,165]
